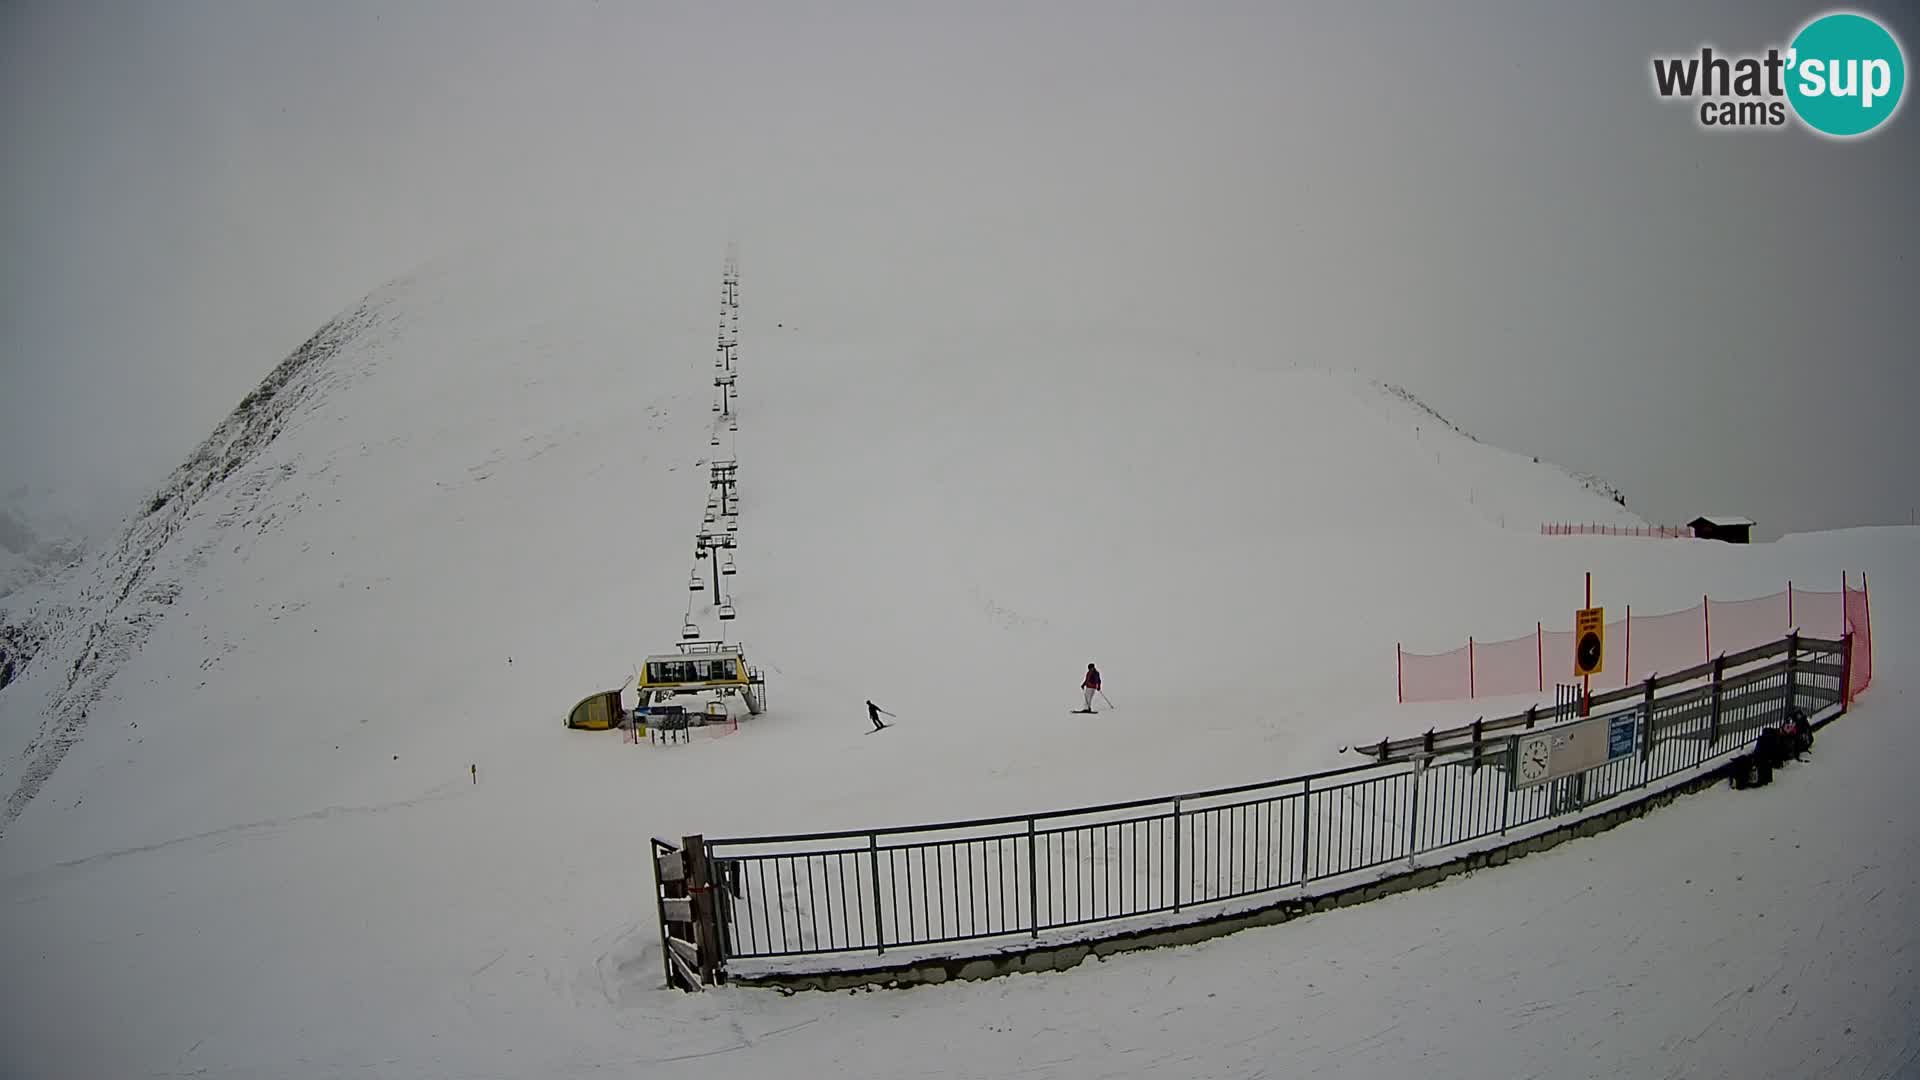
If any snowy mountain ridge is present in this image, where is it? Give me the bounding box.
[0,297,395,834]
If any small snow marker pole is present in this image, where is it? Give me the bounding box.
[471,764,477,785]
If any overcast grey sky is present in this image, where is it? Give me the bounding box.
[3,0,1915,541]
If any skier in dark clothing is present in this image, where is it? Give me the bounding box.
[867,700,894,731]
[1080,663,1102,713]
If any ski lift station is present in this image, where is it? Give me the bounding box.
[637,640,766,716]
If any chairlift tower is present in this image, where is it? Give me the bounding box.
[694,530,737,607]
[709,459,739,517]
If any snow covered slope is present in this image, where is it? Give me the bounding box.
[0,230,1911,1077]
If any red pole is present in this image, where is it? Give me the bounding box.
[1469,637,1476,699]
[1788,580,1795,627]
[1397,643,1403,703]
[1863,572,1874,679]
[1842,570,1854,695]
[1536,620,1543,692]
[1583,572,1592,715]
[1624,604,1631,688]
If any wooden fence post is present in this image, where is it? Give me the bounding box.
[1708,656,1724,747]
[1784,630,1800,719]
[682,834,722,986]
[1640,676,1656,763]
[655,842,687,988]
[1839,631,1854,711]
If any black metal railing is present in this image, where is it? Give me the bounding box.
[686,633,1848,971]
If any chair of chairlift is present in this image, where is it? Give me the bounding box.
[718,603,736,621]
[721,558,737,576]
[689,572,705,592]
[681,620,701,640]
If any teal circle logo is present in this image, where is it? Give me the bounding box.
[1787,12,1906,137]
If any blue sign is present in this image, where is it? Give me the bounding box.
[1608,710,1638,761]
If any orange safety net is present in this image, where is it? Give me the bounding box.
[1540,523,1691,538]
[1792,587,1848,638]
[1844,577,1873,698]
[1399,641,1472,703]
[1398,577,1875,703]
[1473,630,1544,698]
[1706,591,1791,659]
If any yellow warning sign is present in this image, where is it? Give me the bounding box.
[1574,606,1605,676]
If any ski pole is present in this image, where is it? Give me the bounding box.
[1099,690,1115,708]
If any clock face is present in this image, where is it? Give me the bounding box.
[1518,735,1552,782]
